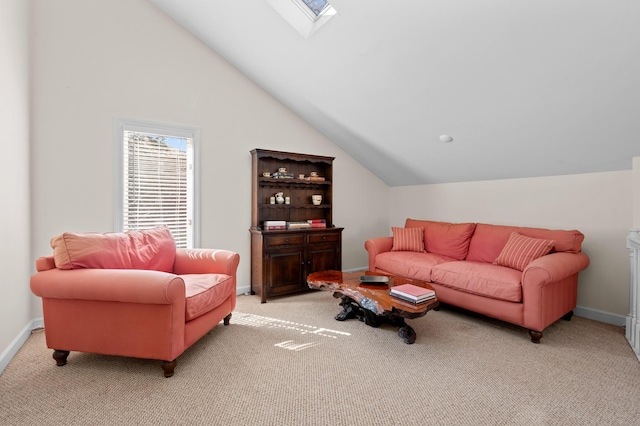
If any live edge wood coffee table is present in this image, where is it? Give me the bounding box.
[307,270,439,344]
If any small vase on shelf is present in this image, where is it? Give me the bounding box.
[275,192,285,204]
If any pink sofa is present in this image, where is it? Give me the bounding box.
[365,219,590,343]
[30,226,240,377]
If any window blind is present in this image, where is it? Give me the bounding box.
[122,131,193,248]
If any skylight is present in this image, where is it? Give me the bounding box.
[301,0,329,17]
[267,0,337,38]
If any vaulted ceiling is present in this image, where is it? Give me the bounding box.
[150,0,640,185]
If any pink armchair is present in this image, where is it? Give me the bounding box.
[30,226,240,377]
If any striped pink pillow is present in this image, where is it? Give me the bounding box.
[391,227,425,252]
[494,232,555,271]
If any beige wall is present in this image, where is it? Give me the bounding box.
[29,0,389,305]
[389,171,632,317]
[0,0,31,357]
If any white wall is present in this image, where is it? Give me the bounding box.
[29,0,388,309]
[389,171,632,317]
[0,0,32,368]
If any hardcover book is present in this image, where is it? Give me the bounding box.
[390,284,436,302]
[391,292,435,304]
[264,220,286,227]
[287,221,311,229]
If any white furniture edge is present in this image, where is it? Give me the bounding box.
[626,228,640,361]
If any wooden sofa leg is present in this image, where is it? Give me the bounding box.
[53,350,70,366]
[529,330,542,344]
[223,313,232,325]
[161,359,177,378]
[562,310,574,321]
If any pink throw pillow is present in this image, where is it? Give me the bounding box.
[391,227,425,252]
[494,232,555,271]
[51,226,176,272]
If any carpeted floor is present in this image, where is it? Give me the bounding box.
[1,291,640,426]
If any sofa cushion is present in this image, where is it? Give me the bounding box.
[466,223,585,263]
[405,219,476,260]
[432,261,523,302]
[182,273,235,321]
[391,227,425,252]
[51,226,176,272]
[494,232,554,271]
[375,251,457,282]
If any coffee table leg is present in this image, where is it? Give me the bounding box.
[362,309,381,327]
[335,296,359,321]
[396,318,417,344]
[335,295,417,343]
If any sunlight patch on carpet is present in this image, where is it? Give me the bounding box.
[274,340,319,351]
[233,311,350,340]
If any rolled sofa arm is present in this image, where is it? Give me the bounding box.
[522,252,590,286]
[521,251,590,331]
[364,237,394,271]
[173,248,240,276]
[30,268,185,304]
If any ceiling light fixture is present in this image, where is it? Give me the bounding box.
[439,135,454,143]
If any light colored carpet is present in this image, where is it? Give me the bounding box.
[1,291,640,426]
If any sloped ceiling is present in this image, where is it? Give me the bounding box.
[150,0,640,185]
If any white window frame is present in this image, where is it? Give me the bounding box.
[114,117,201,248]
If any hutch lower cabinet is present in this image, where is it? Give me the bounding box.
[250,228,342,303]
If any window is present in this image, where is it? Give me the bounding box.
[301,0,329,17]
[114,119,200,248]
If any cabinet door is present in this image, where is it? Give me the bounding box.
[306,243,341,274]
[265,247,306,296]
[306,232,342,274]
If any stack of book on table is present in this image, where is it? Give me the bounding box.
[263,220,286,230]
[390,284,436,304]
[307,219,327,228]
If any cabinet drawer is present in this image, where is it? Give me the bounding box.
[264,234,305,247]
[308,233,340,244]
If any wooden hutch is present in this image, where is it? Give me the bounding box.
[250,149,343,303]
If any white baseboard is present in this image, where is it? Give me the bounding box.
[0,318,44,375]
[574,306,626,327]
[343,267,367,273]
[236,284,251,295]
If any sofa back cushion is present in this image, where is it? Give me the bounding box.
[405,219,476,261]
[466,223,584,263]
[51,226,176,272]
